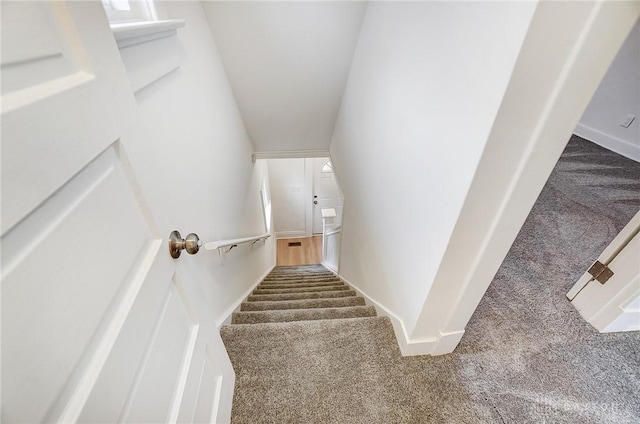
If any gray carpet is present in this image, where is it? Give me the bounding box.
[221,136,640,423]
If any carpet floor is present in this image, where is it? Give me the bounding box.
[221,136,640,423]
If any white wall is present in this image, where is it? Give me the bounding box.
[330,1,537,349]
[116,2,276,419]
[332,1,639,356]
[267,158,306,238]
[575,19,640,161]
[121,0,274,324]
[201,1,367,153]
[411,1,639,355]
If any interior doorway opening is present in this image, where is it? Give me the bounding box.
[464,18,640,346]
[266,157,343,238]
[266,156,344,266]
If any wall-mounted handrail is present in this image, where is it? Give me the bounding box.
[204,233,270,252]
[168,230,270,258]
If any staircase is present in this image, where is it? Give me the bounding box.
[220,264,403,423]
[228,264,376,324]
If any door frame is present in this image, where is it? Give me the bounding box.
[304,157,315,237]
[567,211,640,332]
[406,0,640,356]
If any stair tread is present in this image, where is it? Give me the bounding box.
[257,281,344,289]
[253,285,350,294]
[220,316,402,423]
[231,305,377,324]
[267,265,328,274]
[263,274,337,281]
[223,315,388,332]
[240,296,365,311]
[260,278,341,283]
[262,280,338,284]
[247,290,356,302]
[266,269,334,274]
[261,279,340,285]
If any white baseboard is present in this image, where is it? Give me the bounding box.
[216,264,275,327]
[333,272,437,357]
[431,329,465,355]
[275,230,306,239]
[321,260,338,274]
[575,124,640,162]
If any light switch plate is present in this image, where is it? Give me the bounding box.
[621,115,636,128]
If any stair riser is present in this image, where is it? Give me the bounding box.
[265,275,336,279]
[253,286,350,295]
[262,279,339,285]
[257,281,344,289]
[231,306,377,324]
[268,265,327,271]
[240,297,365,311]
[248,290,356,302]
[266,271,329,277]
[260,280,344,288]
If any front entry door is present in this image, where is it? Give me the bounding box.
[311,158,343,234]
[2,2,221,422]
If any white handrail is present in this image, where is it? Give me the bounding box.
[204,233,270,251]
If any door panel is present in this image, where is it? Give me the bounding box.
[76,252,171,424]
[1,1,122,233]
[1,1,77,93]
[311,158,343,234]
[1,2,225,422]
[1,146,158,423]
[121,276,198,423]
[176,341,221,423]
[191,354,223,423]
[600,284,640,332]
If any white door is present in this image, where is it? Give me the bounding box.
[2,2,222,423]
[567,211,640,333]
[311,158,343,234]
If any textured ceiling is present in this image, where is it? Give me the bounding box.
[202,1,367,153]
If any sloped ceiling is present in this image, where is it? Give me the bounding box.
[202,1,367,153]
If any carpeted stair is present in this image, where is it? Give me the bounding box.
[220,264,411,423]
[227,265,376,325]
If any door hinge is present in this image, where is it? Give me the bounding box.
[588,260,614,284]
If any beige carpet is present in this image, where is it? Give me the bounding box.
[221,137,640,424]
[222,265,486,423]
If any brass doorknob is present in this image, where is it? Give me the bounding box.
[169,230,201,258]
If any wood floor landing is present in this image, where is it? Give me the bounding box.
[276,236,322,266]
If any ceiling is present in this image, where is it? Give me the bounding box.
[202,1,368,153]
